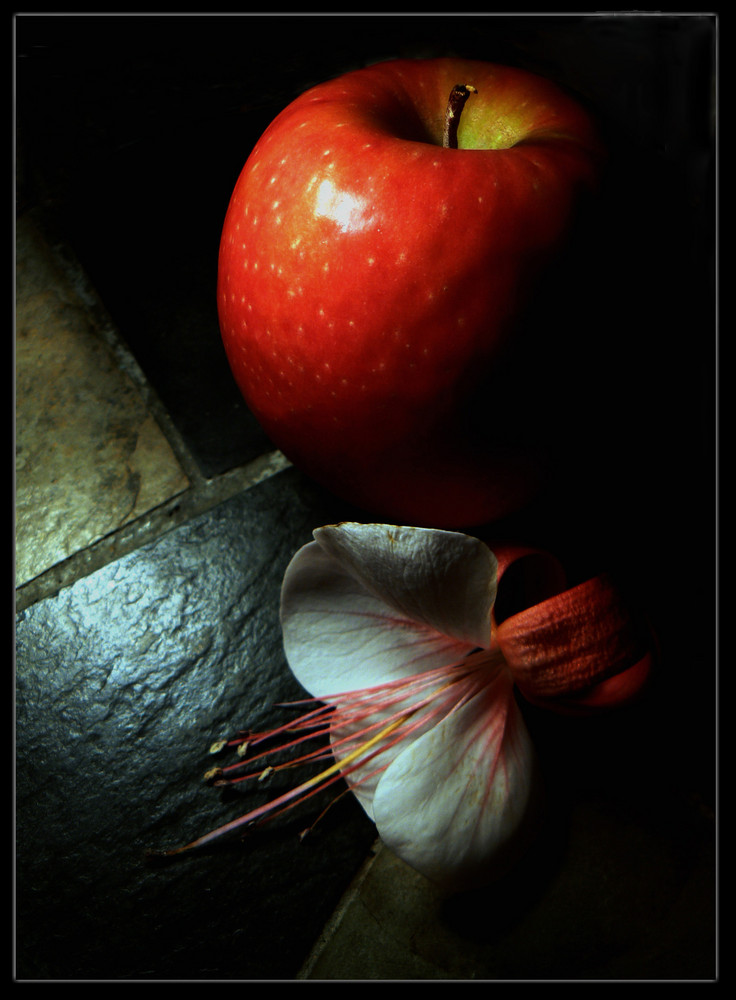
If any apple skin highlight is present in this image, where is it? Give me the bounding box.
[218,58,603,527]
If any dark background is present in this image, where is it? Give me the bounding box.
[15,13,717,980]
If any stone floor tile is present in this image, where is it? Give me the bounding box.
[300,795,716,981]
[15,214,190,587]
[15,468,375,981]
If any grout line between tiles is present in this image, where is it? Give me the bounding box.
[23,206,205,488]
[296,838,383,981]
[15,206,294,613]
[15,448,293,615]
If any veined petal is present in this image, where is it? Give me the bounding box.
[497,573,651,709]
[326,652,498,820]
[372,662,538,891]
[315,524,497,650]
[521,650,654,715]
[280,524,497,698]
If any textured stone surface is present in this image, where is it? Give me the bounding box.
[301,793,716,980]
[15,215,189,586]
[15,469,376,980]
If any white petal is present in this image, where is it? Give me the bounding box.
[280,539,477,698]
[314,524,497,649]
[371,666,538,891]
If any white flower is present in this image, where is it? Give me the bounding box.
[279,523,538,889]
[160,523,651,890]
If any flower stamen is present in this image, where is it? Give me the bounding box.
[152,652,500,859]
[156,711,411,856]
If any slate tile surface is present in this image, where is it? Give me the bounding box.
[16,468,377,981]
[15,213,190,587]
[302,805,716,980]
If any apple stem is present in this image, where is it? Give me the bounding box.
[443,84,477,149]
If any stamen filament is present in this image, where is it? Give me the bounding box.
[159,713,409,855]
[218,660,479,781]
[152,649,503,859]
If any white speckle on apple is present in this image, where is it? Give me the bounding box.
[367,257,375,266]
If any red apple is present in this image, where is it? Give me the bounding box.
[217,58,602,527]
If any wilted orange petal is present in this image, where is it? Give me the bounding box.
[496,574,650,705]
[520,650,653,715]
